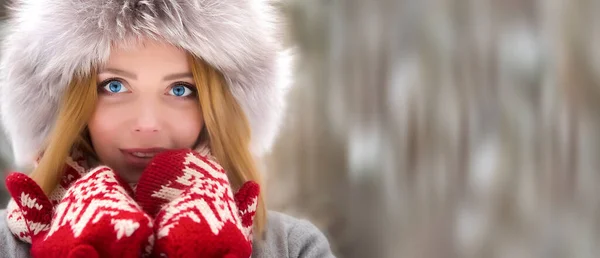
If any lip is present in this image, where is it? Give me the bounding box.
[120,148,166,168]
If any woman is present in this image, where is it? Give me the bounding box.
[0,0,335,257]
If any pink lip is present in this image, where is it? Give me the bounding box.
[119,148,167,168]
[120,148,167,154]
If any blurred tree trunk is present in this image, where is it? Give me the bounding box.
[265,0,600,257]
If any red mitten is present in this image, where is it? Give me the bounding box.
[135,149,260,258]
[6,152,90,243]
[5,166,155,258]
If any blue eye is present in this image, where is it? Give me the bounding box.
[102,80,129,93]
[169,84,194,97]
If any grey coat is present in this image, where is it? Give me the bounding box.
[0,209,336,258]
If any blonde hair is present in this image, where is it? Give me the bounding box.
[190,55,267,236]
[29,55,267,236]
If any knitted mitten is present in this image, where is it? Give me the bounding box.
[135,149,259,258]
[5,166,155,258]
[6,152,89,243]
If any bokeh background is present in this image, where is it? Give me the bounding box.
[2,0,600,257]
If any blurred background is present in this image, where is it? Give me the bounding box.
[2,0,600,257]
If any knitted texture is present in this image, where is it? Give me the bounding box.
[5,166,154,258]
[135,149,259,258]
[6,152,89,243]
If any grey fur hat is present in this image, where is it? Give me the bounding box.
[0,0,292,167]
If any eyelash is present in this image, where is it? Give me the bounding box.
[97,77,126,95]
[171,82,198,97]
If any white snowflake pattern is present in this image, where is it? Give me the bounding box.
[155,153,241,238]
[46,167,144,239]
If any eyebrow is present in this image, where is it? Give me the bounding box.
[163,72,194,81]
[98,68,193,81]
[99,68,137,79]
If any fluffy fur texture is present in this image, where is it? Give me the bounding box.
[0,0,293,167]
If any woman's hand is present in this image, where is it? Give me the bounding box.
[5,166,154,258]
[135,149,259,258]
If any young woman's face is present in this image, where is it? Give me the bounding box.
[88,39,204,183]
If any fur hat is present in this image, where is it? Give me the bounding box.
[0,0,292,167]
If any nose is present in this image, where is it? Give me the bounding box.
[132,100,161,134]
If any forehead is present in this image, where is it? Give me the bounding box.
[104,39,189,69]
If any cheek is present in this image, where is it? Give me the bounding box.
[168,105,204,147]
[87,107,121,156]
